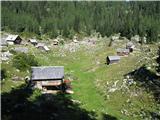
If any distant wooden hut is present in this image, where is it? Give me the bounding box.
[53,39,59,45]
[6,35,22,45]
[106,56,120,65]
[31,66,64,93]
[36,43,50,52]
[28,39,38,46]
[126,42,135,52]
[117,48,130,56]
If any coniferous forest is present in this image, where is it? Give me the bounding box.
[1,1,160,42]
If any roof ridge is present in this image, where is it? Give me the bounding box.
[31,66,64,68]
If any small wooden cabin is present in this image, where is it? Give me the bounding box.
[117,48,130,56]
[6,35,22,45]
[36,43,50,52]
[28,39,38,46]
[126,42,135,52]
[31,66,64,93]
[106,56,120,65]
[53,39,59,45]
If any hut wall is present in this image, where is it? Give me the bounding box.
[33,79,63,90]
[53,41,58,45]
[14,39,22,44]
[32,42,37,46]
[37,46,45,51]
[7,41,14,45]
[35,81,42,89]
[117,52,129,56]
[117,52,124,56]
[110,60,119,64]
[107,58,119,64]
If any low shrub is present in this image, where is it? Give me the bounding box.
[13,53,39,71]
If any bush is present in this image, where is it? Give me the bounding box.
[59,39,64,45]
[13,53,39,71]
[9,49,17,54]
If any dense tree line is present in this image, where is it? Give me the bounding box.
[1,1,160,42]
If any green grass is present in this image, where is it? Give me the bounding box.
[1,40,159,120]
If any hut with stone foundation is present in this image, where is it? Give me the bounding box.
[126,42,135,52]
[31,66,64,93]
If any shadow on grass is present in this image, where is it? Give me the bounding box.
[102,113,118,120]
[149,111,160,119]
[124,65,160,102]
[2,84,97,120]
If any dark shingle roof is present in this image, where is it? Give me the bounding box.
[31,66,64,80]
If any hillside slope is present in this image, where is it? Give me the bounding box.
[1,35,160,120]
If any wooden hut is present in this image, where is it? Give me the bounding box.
[28,39,38,46]
[31,66,64,93]
[36,43,50,52]
[6,35,22,45]
[117,48,130,56]
[126,42,135,52]
[53,39,59,45]
[106,56,120,65]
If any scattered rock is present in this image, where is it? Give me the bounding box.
[12,76,23,81]
[127,79,134,86]
[108,87,118,93]
[106,95,110,100]
[147,66,151,70]
[121,109,129,116]
[71,99,81,104]
[126,99,131,103]
[16,69,20,72]
[1,51,13,61]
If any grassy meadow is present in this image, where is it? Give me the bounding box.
[1,36,160,120]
